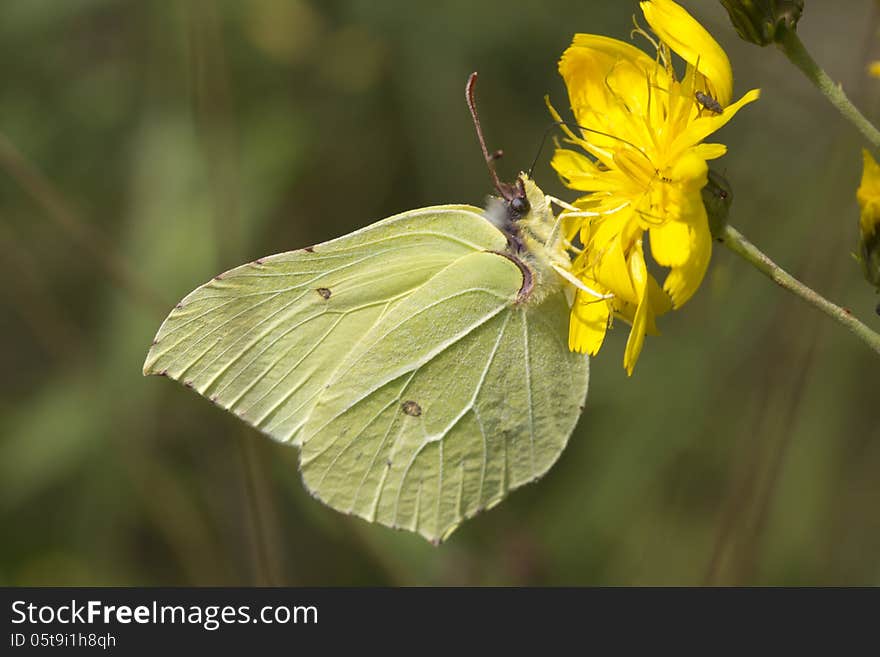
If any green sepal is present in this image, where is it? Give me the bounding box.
[720,0,804,47]
[702,169,734,239]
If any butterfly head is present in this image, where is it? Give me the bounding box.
[491,175,531,229]
[505,178,531,219]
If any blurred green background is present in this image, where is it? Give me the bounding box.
[1,0,879,586]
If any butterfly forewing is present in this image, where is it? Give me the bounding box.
[143,205,505,445]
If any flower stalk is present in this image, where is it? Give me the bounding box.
[777,27,880,150]
[720,224,880,357]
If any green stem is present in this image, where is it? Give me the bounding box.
[779,28,880,150]
[720,224,880,357]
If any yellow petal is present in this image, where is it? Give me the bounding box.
[649,219,692,267]
[669,150,708,187]
[640,0,733,106]
[668,88,761,158]
[869,61,880,79]
[551,148,609,192]
[622,248,650,375]
[595,232,638,304]
[567,33,655,66]
[646,273,673,321]
[551,148,598,175]
[628,240,648,291]
[623,300,650,376]
[559,34,656,146]
[569,290,611,355]
[692,142,728,161]
[635,253,669,336]
[662,204,712,306]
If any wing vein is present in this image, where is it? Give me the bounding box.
[304,297,510,439]
[350,371,419,510]
[522,310,536,480]
[473,407,488,510]
[391,311,512,528]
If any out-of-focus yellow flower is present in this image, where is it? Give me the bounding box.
[856,149,880,289]
[551,0,760,375]
[869,61,880,79]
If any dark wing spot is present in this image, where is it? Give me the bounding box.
[316,287,331,299]
[402,400,422,417]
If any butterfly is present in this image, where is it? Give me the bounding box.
[143,73,592,543]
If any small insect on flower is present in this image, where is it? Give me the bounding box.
[695,90,723,114]
[143,73,592,544]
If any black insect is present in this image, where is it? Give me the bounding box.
[695,91,723,114]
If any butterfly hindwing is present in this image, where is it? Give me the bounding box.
[299,251,588,542]
[143,205,506,445]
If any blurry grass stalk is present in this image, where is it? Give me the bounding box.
[720,224,880,356]
[185,0,284,584]
[778,28,880,149]
[236,432,281,586]
[0,132,169,315]
[0,221,82,360]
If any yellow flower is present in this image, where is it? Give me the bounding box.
[870,61,880,79]
[550,0,760,375]
[856,149,880,289]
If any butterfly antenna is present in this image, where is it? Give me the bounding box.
[527,122,560,178]
[466,72,509,199]
[527,120,650,178]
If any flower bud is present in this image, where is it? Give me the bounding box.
[702,169,733,239]
[719,0,804,46]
